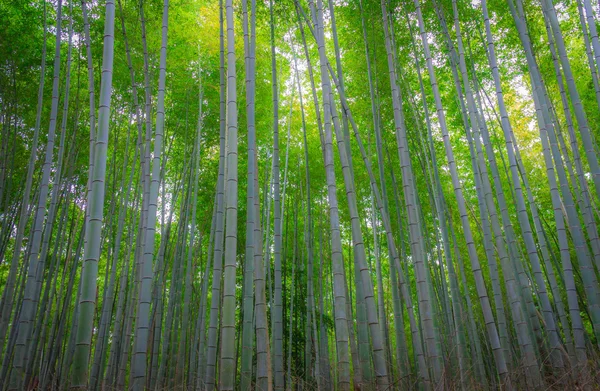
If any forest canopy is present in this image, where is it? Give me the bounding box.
[1,0,600,389]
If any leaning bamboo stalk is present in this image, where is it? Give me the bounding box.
[294,2,352,388]
[0,0,47,357]
[412,0,511,384]
[9,2,64,387]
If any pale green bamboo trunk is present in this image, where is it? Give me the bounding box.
[70,0,116,387]
[132,0,168,388]
[218,0,239,387]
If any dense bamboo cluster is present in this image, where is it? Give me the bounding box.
[1,0,600,389]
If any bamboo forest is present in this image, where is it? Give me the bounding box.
[4,0,600,388]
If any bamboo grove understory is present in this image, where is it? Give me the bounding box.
[1,0,600,388]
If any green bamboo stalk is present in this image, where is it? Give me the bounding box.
[9,2,63,387]
[218,0,239,385]
[271,0,284,386]
[70,0,115,387]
